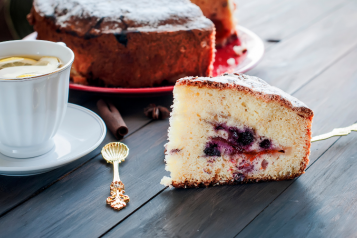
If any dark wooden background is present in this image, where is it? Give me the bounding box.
[1,0,357,237]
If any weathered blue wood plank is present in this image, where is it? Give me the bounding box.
[1,0,356,237]
[237,132,357,238]
[237,0,346,50]
[246,0,357,94]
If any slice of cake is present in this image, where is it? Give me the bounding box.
[28,0,215,88]
[161,73,313,188]
[191,0,237,46]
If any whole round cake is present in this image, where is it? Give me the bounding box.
[27,0,215,88]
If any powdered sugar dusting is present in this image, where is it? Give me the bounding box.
[178,73,312,111]
[34,0,213,34]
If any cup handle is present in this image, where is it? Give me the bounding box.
[56,42,67,47]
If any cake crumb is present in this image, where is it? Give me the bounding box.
[201,41,207,48]
[227,58,235,66]
[233,45,247,56]
[160,176,172,187]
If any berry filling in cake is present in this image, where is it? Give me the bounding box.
[205,123,282,156]
[201,122,288,182]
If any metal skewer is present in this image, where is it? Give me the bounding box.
[311,123,357,142]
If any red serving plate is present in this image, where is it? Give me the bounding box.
[24,26,264,95]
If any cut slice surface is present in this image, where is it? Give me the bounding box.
[161,73,313,188]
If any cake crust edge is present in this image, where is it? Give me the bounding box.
[170,157,308,188]
[176,73,314,119]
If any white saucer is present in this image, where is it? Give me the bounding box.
[0,103,106,176]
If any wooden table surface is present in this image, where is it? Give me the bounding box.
[1,0,357,237]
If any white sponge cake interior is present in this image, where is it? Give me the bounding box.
[161,74,313,188]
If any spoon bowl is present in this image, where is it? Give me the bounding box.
[101,142,129,164]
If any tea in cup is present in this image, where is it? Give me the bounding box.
[0,56,62,79]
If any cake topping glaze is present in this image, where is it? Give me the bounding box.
[33,0,213,36]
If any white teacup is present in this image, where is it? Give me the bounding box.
[0,40,74,158]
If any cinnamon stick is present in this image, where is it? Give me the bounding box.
[97,99,128,139]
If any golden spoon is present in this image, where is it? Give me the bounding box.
[101,142,130,210]
[311,123,357,142]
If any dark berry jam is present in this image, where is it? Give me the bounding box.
[261,159,269,170]
[237,161,254,173]
[236,129,255,146]
[206,123,283,180]
[170,149,181,154]
[228,128,239,144]
[204,122,282,182]
[233,172,245,182]
[206,124,257,157]
[204,143,221,156]
[227,127,255,148]
[259,139,271,149]
[215,124,225,130]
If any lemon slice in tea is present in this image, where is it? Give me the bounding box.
[17,74,36,78]
[0,57,37,69]
[0,56,60,79]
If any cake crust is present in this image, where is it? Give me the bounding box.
[177,73,314,119]
[171,171,304,188]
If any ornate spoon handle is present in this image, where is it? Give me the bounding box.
[113,160,120,182]
[106,161,130,210]
[311,123,357,142]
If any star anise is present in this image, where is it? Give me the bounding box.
[144,104,170,120]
